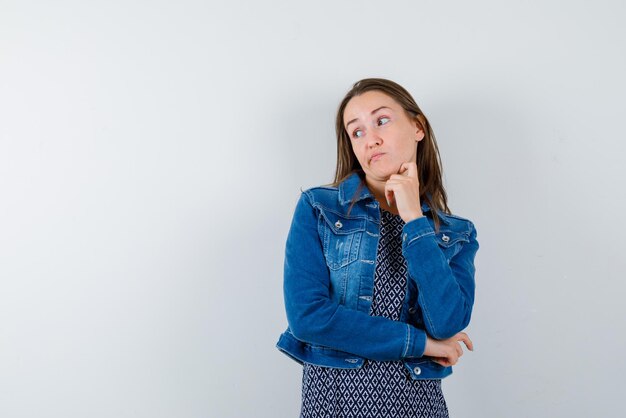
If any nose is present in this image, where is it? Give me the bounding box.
[366,131,382,148]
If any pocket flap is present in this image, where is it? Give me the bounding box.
[435,231,469,248]
[319,209,366,235]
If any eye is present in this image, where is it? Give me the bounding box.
[378,116,390,126]
[352,129,364,139]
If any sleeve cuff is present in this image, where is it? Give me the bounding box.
[402,216,435,249]
[403,324,427,358]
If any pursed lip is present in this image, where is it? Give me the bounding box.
[369,152,385,163]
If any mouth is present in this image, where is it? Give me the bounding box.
[370,153,385,163]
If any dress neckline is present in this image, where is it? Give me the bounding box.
[380,207,401,217]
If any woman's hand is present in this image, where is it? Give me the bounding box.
[423,332,474,367]
[384,162,423,223]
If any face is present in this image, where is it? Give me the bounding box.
[343,90,424,181]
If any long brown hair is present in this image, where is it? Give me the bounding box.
[330,78,450,232]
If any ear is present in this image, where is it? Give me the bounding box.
[415,122,425,142]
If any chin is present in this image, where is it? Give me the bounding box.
[368,169,395,181]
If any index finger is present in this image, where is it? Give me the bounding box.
[460,334,474,351]
[399,162,418,178]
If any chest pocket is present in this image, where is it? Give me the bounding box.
[318,209,366,270]
[435,230,469,261]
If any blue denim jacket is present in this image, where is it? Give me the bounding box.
[275,171,479,380]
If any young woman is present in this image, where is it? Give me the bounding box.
[276,78,480,417]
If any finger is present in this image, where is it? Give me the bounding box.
[455,343,463,358]
[405,162,418,179]
[387,174,411,181]
[385,177,404,183]
[443,347,458,365]
[448,354,458,366]
[398,162,410,175]
[463,336,474,351]
[458,333,474,351]
[384,185,394,206]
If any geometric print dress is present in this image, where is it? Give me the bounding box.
[300,208,449,418]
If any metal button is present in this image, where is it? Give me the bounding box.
[335,220,343,229]
[403,233,407,241]
[442,234,450,242]
[413,366,421,375]
[408,307,417,314]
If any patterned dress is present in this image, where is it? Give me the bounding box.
[300,208,449,418]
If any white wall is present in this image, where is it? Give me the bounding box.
[1,1,625,417]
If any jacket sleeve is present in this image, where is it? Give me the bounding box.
[401,215,479,340]
[283,191,426,361]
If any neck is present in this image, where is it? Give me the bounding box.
[365,176,399,215]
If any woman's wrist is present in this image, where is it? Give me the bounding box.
[402,210,424,224]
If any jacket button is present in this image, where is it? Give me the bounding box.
[413,366,421,375]
[335,220,343,229]
[408,307,417,314]
[403,233,407,241]
[442,234,450,242]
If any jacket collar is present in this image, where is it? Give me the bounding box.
[338,171,449,224]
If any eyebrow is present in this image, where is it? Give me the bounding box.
[345,106,392,129]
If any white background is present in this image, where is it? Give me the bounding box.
[1,1,625,417]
